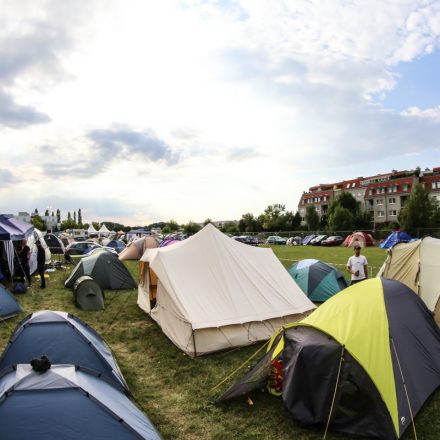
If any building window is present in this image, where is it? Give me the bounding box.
[376,199,384,205]
[389,210,397,216]
[403,183,409,191]
[346,183,350,188]
[393,185,398,192]
[389,197,396,204]
[352,182,355,188]
[377,211,385,217]
[369,189,374,195]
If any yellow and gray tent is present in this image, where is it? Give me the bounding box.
[216,278,440,440]
[377,237,440,321]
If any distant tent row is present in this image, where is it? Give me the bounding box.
[0,310,162,439]
[217,278,440,440]
[138,224,315,356]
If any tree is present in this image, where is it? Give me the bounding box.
[167,219,179,232]
[305,205,320,231]
[67,212,71,221]
[398,183,437,236]
[78,209,82,225]
[328,206,354,232]
[203,218,212,226]
[32,215,45,231]
[56,209,61,223]
[60,219,76,231]
[183,221,202,235]
[238,213,262,233]
[73,211,77,223]
[261,204,287,231]
[34,208,39,214]
[44,209,49,216]
[292,211,302,230]
[328,191,359,218]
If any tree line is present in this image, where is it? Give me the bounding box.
[29,183,439,237]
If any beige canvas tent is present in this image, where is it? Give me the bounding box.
[378,237,440,320]
[138,224,315,356]
[119,236,158,261]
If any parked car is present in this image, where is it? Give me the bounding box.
[266,236,287,245]
[321,236,345,246]
[233,236,259,246]
[105,239,126,254]
[65,241,102,256]
[310,235,328,246]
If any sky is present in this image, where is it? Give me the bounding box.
[1,0,440,226]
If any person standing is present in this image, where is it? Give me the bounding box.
[19,240,31,287]
[346,244,368,285]
[36,240,46,289]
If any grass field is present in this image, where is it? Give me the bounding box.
[1,246,439,440]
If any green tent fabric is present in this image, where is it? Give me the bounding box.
[73,276,105,310]
[288,259,348,302]
[65,250,136,290]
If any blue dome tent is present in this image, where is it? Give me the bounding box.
[0,285,21,320]
[0,310,127,392]
[0,364,162,440]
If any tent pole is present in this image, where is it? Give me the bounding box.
[391,337,418,440]
[323,345,345,440]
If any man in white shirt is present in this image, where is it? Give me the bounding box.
[346,244,368,285]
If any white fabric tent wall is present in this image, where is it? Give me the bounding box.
[138,224,315,356]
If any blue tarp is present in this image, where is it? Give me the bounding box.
[379,231,412,249]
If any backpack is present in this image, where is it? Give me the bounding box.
[13,282,27,294]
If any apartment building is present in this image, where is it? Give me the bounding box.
[298,167,440,224]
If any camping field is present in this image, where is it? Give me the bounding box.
[1,245,440,440]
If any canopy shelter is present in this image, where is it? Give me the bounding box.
[87,224,98,235]
[288,259,348,302]
[98,224,110,235]
[0,215,34,280]
[119,236,158,261]
[0,310,127,392]
[0,364,162,439]
[378,237,440,320]
[379,231,413,249]
[138,223,315,356]
[65,250,137,290]
[343,231,374,247]
[0,285,22,320]
[217,278,440,440]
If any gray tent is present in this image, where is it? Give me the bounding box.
[74,276,105,310]
[65,250,136,290]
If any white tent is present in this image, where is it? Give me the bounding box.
[138,223,315,356]
[98,224,110,233]
[87,224,98,235]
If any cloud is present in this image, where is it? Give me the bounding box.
[227,147,260,161]
[0,90,50,128]
[88,128,180,165]
[0,168,16,186]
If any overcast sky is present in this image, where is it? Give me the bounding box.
[1,0,440,225]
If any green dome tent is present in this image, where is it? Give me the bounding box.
[65,250,136,290]
[217,278,440,440]
[73,276,105,310]
[288,259,348,302]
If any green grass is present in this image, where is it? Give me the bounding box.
[0,246,439,440]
